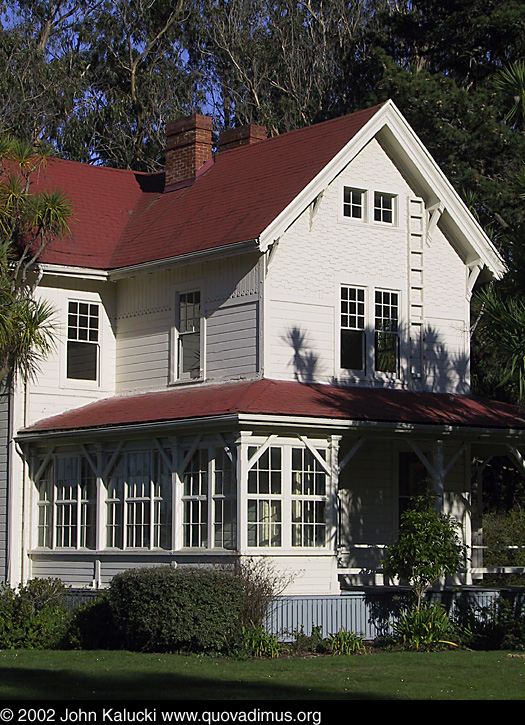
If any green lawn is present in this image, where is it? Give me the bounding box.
[0,649,524,700]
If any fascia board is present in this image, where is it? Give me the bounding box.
[40,264,109,281]
[378,103,506,279]
[258,104,391,252]
[16,410,525,443]
[258,100,505,279]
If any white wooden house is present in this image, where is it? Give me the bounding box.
[3,100,525,596]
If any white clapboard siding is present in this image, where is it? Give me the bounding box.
[0,387,8,579]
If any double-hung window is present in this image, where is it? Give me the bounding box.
[67,301,99,382]
[177,291,201,380]
[291,448,327,547]
[340,286,366,372]
[374,290,399,373]
[36,456,96,549]
[181,446,237,549]
[340,286,400,375]
[247,447,282,548]
[106,450,172,550]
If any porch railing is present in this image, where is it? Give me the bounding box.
[337,544,525,580]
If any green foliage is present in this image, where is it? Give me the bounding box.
[393,603,455,651]
[0,578,71,649]
[383,493,466,608]
[65,593,124,651]
[242,623,281,659]
[456,596,525,651]
[107,566,249,654]
[0,133,71,386]
[327,629,366,656]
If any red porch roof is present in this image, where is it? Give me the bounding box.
[19,379,525,436]
[33,104,384,270]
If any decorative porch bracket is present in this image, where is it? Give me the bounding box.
[408,439,466,508]
[426,201,444,246]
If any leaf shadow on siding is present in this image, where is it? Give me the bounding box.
[284,323,471,393]
[283,327,320,383]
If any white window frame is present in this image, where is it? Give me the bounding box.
[342,186,366,221]
[65,299,101,385]
[171,287,205,384]
[338,284,401,379]
[179,445,237,550]
[35,455,96,550]
[244,439,331,551]
[105,448,172,551]
[373,191,397,225]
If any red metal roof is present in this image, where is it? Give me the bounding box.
[32,104,384,270]
[20,379,525,435]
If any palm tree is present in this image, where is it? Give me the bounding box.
[0,133,71,387]
[493,60,525,128]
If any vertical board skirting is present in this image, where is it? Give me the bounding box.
[265,590,500,641]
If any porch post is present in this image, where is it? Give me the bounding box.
[235,432,250,552]
[432,440,445,512]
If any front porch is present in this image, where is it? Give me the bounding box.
[14,380,525,594]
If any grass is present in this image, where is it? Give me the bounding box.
[0,649,524,700]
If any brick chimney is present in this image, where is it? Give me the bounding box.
[165,114,213,189]
[218,123,267,153]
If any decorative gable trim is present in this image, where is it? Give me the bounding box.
[258,100,505,280]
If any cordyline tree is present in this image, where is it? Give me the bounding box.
[383,492,467,610]
[0,133,71,387]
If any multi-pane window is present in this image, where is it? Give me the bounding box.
[178,291,201,379]
[106,450,171,549]
[181,447,237,549]
[182,448,209,548]
[340,286,400,375]
[291,448,327,547]
[36,456,96,549]
[213,449,236,549]
[247,447,282,547]
[343,187,364,219]
[340,286,366,371]
[67,301,99,381]
[374,192,395,224]
[375,290,399,373]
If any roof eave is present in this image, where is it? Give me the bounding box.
[258,100,506,280]
[16,410,525,444]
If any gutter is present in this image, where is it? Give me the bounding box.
[15,411,525,444]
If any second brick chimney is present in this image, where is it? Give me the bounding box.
[165,114,213,189]
[218,123,267,153]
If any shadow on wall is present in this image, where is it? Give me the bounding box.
[283,323,470,393]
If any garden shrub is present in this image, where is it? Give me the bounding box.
[242,623,282,658]
[108,566,248,654]
[393,602,456,651]
[0,578,71,649]
[456,595,525,651]
[66,593,125,650]
[327,628,366,655]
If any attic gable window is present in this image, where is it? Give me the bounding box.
[374,192,396,224]
[67,301,99,382]
[343,187,364,219]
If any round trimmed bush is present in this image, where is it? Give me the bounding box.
[108,566,248,654]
